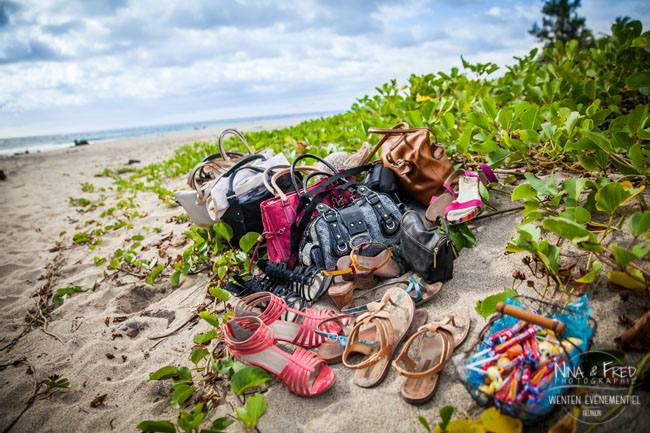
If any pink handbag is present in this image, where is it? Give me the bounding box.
[261,166,330,263]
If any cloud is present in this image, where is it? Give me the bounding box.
[1,0,649,137]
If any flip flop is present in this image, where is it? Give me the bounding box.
[341,287,415,388]
[340,276,443,310]
[392,311,470,404]
[316,308,428,364]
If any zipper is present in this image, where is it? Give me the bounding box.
[434,247,438,268]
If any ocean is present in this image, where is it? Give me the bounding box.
[0,111,336,156]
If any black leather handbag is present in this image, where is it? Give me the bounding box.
[399,211,457,283]
[221,155,298,244]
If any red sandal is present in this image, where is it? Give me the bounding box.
[223,316,335,396]
[233,291,342,348]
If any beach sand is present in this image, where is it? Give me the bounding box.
[0,122,648,433]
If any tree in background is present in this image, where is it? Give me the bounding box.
[529,0,594,49]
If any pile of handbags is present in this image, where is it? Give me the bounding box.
[175,123,494,306]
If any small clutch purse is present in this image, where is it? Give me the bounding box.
[399,211,457,283]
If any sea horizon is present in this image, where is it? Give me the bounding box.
[0,110,339,156]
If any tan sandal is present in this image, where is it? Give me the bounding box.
[316,308,429,364]
[392,311,470,404]
[341,287,415,388]
[324,243,404,309]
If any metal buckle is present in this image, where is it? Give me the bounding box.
[391,160,405,168]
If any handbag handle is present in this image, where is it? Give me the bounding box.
[261,165,320,201]
[301,171,337,195]
[218,129,254,160]
[226,165,266,201]
[495,302,567,335]
[290,154,338,197]
[222,154,266,178]
[362,122,440,165]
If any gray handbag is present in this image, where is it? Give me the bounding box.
[298,183,402,270]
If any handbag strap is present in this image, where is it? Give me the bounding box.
[301,171,337,195]
[288,164,372,263]
[362,122,440,165]
[218,129,253,160]
[226,165,266,201]
[290,154,338,196]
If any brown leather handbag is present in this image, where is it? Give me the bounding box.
[363,122,453,205]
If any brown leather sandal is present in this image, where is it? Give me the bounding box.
[324,243,403,309]
[316,308,429,364]
[391,311,470,404]
[341,287,415,388]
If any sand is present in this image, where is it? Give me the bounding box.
[0,123,648,433]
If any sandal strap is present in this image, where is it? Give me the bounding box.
[445,199,483,213]
[222,316,275,356]
[391,325,454,379]
[322,242,392,277]
[341,298,395,369]
[277,347,328,396]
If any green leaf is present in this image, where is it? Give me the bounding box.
[215,358,247,376]
[519,129,540,144]
[511,184,537,201]
[517,223,540,243]
[193,329,220,344]
[209,286,230,302]
[439,405,455,431]
[580,129,613,153]
[177,367,192,382]
[524,172,558,196]
[627,105,649,135]
[148,366,179,381]
[475,288,517,319]
[238,232,260,253]
[171,271,181,286]
[418,416,432,433]
[171,384,194,409]
[137,421,176,433]
[559,207,591,224]
[471,140,500,154]
[595,182,630,215]
[498,108,513,131]
[564,111,580,136]
[94,256,106,267]
[198,311,220,327]
[41,377,71,388]
[191,348,209,365]
[200,417,235,433]
[482,98,498,120]
[561,178,587,207]
[627,71,650,89]
[467,112,491,130]
[542,216,601,251]
[448,223,476,252]
[132,235,145,241]
[230,366,272,395]
[213,223,233,242]
[629,211,650,237]
[628,143,645,174]
[457,124,473,155]
[608,271,647,290]
[574,261,602,284]
[236,393,267,428]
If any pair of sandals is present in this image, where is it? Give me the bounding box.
[425,163,498,225]
[324,242,407,309]
[315,287,469,404]
[222,291,341,396]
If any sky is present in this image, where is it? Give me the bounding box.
[1,0,649,138]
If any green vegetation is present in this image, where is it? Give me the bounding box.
[57,19,648,432]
